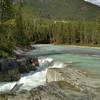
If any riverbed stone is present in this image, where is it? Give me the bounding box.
[0,81,99,100]
[46,66,100,94]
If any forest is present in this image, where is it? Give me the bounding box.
[0,0,100,57]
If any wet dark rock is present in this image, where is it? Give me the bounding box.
[18,57,39,73]
[0,57,39,82]
[0,64,100,99]
[0,59,20,82]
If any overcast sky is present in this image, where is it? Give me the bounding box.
[85,0,100,6]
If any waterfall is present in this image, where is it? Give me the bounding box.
[0,44,100,93]
[0,57,64,93]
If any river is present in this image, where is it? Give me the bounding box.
[0,44,100,93]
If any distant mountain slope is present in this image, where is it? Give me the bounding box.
[23,0,100,20]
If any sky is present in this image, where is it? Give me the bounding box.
[85,0,100,6]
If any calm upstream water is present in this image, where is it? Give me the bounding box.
[0,44,100,93]
[29,44,100,75]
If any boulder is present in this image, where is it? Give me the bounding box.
[29,58,39,70]
[18,57,39,73]
[18,58,30,73]
[0,59,21,82]
[46,66,100,94]
[0,57,39,81]
[0,63,100,100]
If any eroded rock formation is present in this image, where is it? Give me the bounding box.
[46,65,100,95]
[0,81,98,100]
[0,62,100,100]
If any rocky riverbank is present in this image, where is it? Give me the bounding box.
[46,65,100,94]
[0,63,100,100]
[0,81,100,100]
[1,44,100,99]
[0,57,39,82]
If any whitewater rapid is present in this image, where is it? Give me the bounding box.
[0,57,64,93]
[1,44,100,93]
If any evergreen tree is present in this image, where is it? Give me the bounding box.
[0,0,14,23]
[96,17,100,44]
[0,0,14,57]
[96,17,100,32]
[15,0,29,46]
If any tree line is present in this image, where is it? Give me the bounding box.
[0,0,29,57]
[23,19,100,45]
[0,0,100,57]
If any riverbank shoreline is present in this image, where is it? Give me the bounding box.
[0,44,100,100]
[66,45,100,49]
[53,44,100,49]
[0,62,100,100]
[32,43,100,50]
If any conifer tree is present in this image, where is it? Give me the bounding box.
[0,0,14,57]
[0,0,14,23]
[15,0,29,46]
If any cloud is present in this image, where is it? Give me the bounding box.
[84,0,100,6]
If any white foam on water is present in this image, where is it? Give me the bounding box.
[0,57,64,92]
[18,69,48,90]
[0,82,16,93]
[49,62,64,68]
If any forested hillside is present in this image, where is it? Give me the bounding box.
[0,0,100,57]
[0,0,29,57]
[23,0,100,20]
